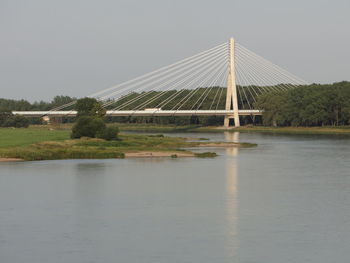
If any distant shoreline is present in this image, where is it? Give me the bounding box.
[114,124,350,135]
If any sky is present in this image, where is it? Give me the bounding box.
[0,0,349,101]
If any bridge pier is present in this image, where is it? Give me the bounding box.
[224,117,230,127]
[224,115,234,127]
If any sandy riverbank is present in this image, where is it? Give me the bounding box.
[0,158,24,162]
[197,142,241,147]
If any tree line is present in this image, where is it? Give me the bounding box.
[0,96,76,126]
[256,82,350,126]
[0,95,76,111]
[0,82,349,127]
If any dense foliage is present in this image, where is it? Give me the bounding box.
[0,108,29,128]
[0,96,75,111]
[0,96,76,124]
[255,82,350,126]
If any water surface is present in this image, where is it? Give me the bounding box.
[1,132,349,263]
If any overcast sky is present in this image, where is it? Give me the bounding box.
[1,0,349,101]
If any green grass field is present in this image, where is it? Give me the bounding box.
[0,127,70,148]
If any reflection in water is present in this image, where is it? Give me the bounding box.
[224,131,240,157]
[74,162,107,199]
[224,132,239,258]
[74,162,107,220]
[72,162,108,258]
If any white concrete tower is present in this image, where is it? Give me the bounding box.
[224,37,240,127]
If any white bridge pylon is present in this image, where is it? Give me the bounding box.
[225,37,240,127]
[15,38,308,126]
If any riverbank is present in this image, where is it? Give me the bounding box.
[0,128,255,161]
[114,123,350,135]
[3,123,346,162]
[0,158,24,162]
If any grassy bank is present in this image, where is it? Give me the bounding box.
[0,128,255,161]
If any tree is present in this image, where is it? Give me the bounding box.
[51,95,75,106]
[76,97,106,118]
[71,98,116,139]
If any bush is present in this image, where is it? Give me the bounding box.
[2,115,30,128]
[96,126,119,141]
[71,116,106,139]
[2,118,14,127]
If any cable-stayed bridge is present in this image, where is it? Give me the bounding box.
[14,38,307,127]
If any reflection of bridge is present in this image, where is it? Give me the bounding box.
[225,131,239,256]
[13,38,307,127]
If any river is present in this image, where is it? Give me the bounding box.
[1,132,350,263]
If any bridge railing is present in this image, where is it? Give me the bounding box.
[12,109,263,117]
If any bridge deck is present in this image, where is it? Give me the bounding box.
[13,110,263,117]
